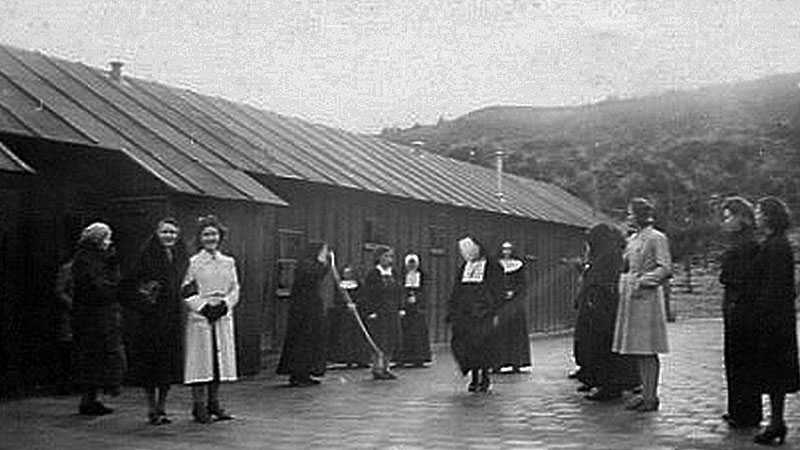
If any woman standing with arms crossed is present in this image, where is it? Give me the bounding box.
[127,218,189,425]
[182,215,239,423]
[751,197,799,445]
[613,198,672,412]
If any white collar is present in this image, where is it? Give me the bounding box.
[462,258,487,283]
[376,265,393,277]
[500,258,523,273]
[405,270,421,288]
[339,279,359,290]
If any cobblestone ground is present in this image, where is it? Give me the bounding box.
[2,319,799,449]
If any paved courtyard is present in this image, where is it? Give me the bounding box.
[1,319,799,449]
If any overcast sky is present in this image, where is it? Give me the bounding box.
[2,0,800,133]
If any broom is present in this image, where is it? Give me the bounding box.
[328,251,387,370]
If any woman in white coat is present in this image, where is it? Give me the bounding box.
[181,215,239,423]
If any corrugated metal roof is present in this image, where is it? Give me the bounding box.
[0,140,35,173]
[0,44,605,227]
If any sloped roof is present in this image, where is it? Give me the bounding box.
[0,140,35,173]
[0,44,607,227]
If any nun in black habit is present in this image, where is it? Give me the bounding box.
[447,236,504,392]
[276,241,332,386]
[396,253,432,367]
[494,241,532,373]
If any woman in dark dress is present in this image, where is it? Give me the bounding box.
[576,224,640,401]
[327,266,371,368]
[718,197,762,428]
[363,246,402,380]
[447,236,504,392]
[752,197,799,445]
[126,218,189,425]
[495,242,532,373]
[72,222,126,415]
[277,241,331,386]
[396,254,432,368]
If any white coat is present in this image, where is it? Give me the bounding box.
[182,250,239,383]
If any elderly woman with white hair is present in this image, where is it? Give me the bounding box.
[447,236,504,392]
[395,253,432,368]
[72,222,126,415]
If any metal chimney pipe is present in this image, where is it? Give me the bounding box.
[109,61,124,82]
[495,150,505,201]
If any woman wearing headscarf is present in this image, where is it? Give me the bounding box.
[327,266,371,368]
[494,241,532,373]
[447,236,504,392]
[363,246,403,380]
[72,222,125,415]
[182,215,239,423]
[751,197,798,445]
[613,198,672,412]
[277,241,332,386]
[576,224,640,401]
[396,253,432,368]
[126,218,189,425]
[718,197,762,429]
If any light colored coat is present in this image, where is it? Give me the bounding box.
[183,250,239,383]
[613,226,672,355]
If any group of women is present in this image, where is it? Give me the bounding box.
[570,198,672,413]
[276,238,534,389]
[276,243,435,385]
[68,215,239,425]
[571,196,798,446]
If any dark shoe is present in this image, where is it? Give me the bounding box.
[634,397,660,412]
[372,369,397,380]
[577,384,592,392]
[585,389,622,402]
[208,403,233,421]
[467,381,478,392]
[477,376,491,393]
[289,375,319,387]
[624,395,645,410]
[723,414,760,429]
[79,401,113,416]
[754,424,787,446]
[192,404,212,424]
[148,412,170,425]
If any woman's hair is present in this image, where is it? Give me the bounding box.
[373,245,394,264]
[78,222,111,248]
[629,197,656,226]
[721,196,755,233]
[586,223,625,262]
[195,215,227,246]
[757,196,791,235]
[157,217,180,231]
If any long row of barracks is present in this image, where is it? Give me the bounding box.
[0,44,608,395]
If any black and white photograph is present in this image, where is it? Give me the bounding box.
[1,1,799,448]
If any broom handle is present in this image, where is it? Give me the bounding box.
[329,252,384,360]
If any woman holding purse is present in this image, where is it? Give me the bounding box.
[127,218,189,425]
[182,215,239,423]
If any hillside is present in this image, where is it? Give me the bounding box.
[381,73,800,261]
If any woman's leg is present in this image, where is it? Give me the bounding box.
[769,392,786,428]
[156,385,169,415]
[144,387,157,417]
[208,381,233,420]
[640,355,660,401]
